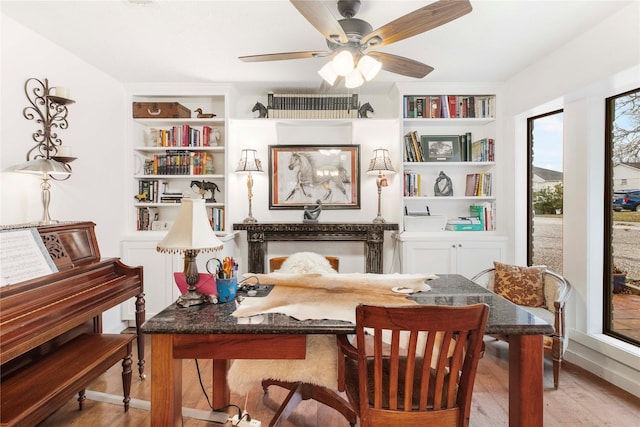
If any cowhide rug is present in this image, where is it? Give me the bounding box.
[232,272,435,323]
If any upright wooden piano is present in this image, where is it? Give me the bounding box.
[0,221,145,426]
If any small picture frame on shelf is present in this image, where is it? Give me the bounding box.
[420,135,461,162]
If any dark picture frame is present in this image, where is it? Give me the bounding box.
[420,135,461,162]
[269,144,360,209]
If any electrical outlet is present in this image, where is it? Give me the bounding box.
[229,413,261,427]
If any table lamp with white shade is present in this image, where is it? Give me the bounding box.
[235,149,263,223]
[366,148,395,224]
[156,198,223,307]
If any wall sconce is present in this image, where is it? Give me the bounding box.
[366,148,395,224]
[235,149,263,223]
[6,78,75,224]
[156,198,224,307]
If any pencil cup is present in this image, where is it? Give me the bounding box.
[216,277,237,303]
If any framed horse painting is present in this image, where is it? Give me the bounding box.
[269,144,360,209]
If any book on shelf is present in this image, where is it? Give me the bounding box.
[446,217,484,231]
[403,170,421,197]
[136,206,159,231]
[267,92,358,119]
[403,95,495,119]
[464,172,492,197]
[470,138,495,162]
[210,207,225,232]
[404,130,426,162]
[145,151,213,176]
[469,202,495,231]
[146,125,216,148]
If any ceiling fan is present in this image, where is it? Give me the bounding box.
[239,0,472,87]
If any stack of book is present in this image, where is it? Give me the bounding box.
[267,92,359,119]
[446,203,495,231]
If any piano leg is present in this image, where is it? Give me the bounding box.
[135,293,146,379]
[122,342,133,412]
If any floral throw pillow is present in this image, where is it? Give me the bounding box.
[493,261,546,307]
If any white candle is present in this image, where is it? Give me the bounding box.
[54,87,70,98]
[57,146,72,157]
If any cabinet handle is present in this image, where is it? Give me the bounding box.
[452,244,456,248]
[458,244,462,247]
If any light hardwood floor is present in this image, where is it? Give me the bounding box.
[38,336,640,426]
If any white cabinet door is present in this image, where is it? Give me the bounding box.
[455,240,505,278]
[401,240,456,274]
[398,234,506,278]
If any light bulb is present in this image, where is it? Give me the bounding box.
[357,55,382,81]
[332,50,354,76]
[318,62,338,85]
[345,69,364,88]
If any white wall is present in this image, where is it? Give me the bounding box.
[1,14,129,331]
[502,2,640,396]
[227,118,401,273]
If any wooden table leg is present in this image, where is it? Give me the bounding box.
[509,334,544,427]
[212,359,230,409]
[151,334,182,427]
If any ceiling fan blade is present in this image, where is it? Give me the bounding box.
[363,0,472,48]
[290,0,348,44]
[369,52,434,78]
[239,51,330,62]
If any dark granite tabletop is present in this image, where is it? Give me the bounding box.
[142,274,554,336]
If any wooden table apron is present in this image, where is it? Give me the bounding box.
[143,274,553,427]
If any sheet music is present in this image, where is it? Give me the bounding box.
[0,228,58,286]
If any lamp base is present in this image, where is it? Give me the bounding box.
[243,215,258,223]
[176,289,217,308]
[372,215,386,224]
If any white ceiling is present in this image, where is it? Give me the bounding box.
[1,0,633,93]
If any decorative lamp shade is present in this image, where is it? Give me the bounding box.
[235,149,263,173]
[367,148,395,175]
[345,69,364,89]
[318,62,339,86]
[9,158,71,177]
[332,50,355,76]
[357,55,382,81]
[156,198,223,254]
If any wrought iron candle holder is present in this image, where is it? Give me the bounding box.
[22,77,76,176]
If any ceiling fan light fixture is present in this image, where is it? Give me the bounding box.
[318,61,339,85]
[332,50,354,76]
[357,55,382,81]
[345,69,364,88]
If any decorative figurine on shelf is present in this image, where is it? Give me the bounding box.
[252,101,268,118]
[190,180,220,203]
[358,102,374,118]
[194,108,216,118]
[434,171,453,196]
[134,192,149,202]
[303,199,322,223]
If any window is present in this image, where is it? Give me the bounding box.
[604,88,640,346]
[527,111,564,273]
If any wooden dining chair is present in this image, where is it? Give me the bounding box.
[337,303,489,427]
[471,262,572,389]
[269,255,339,272]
